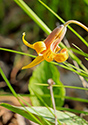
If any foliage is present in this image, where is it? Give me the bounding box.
[0,0,88,124]
[0,103,88,125]
[29,61,65,107]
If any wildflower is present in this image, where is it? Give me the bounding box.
[21,20,88,69]
[22,24,68,69]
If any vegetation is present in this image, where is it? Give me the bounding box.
[0,0,88,124]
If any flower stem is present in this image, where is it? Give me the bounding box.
[64,20,88,32]
[47,79,58,125]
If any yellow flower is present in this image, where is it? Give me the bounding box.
[21,20,88,69]
[22,25,68,69]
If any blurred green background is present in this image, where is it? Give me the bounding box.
[0,0,88,36]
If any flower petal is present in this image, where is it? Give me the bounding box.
[22,32,46,54]
[43,49,54,62]
[33,41,46,54]
[44,25,66,48]
[22,56,44,69]
[22,32,34,49]
[50,26,67,52]
[54,48,68,62]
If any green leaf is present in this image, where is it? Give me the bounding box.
[29,61,65,107]
[0,103,88,125]
[0,103,44,125]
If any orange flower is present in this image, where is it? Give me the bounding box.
[22,20,88,69]
[22,25,68,69]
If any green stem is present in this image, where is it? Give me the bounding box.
[0,47,88,77]
[0,68,43,125]
[0,47,36,58]
[14,0,51,35]
[38,0,88,47]
[0,68,18,98]
[60,43,88,73]
[38,0,65,24]
[13,0,88,74]
[34,83,88,91]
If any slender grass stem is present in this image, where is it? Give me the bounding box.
[31,88,61,124]
[64,38,88,88]
[1,47,88,78]
[57,107,88,115]
[0,68,18,99]
[38,0,88,47]
[0,68,43,125]
[14,0,51,35]
[6,0,88,74]
[34,83,88,91]
[18,95,51,125]
[0,94,88,103]
[0,47,36,58]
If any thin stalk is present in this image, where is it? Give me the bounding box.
[38,0,65,24]
[0,47,36,58]
[38,0,88,72]
[1,47,88,78]
[38,0,88,47]
[64,96,88,103]
[0,68,18,99]
[57,107,88,115]
[18,95,51,125]
[31,88,61,125]
[34,83,88,91]
[64,20,88,32]
[47,79,58,125]
[12,0,88,73]
[0,94,88,103]
[14,0,51,35]
[64,38,88,88]
[68,48,88,57]
[34,94,88,103]
[60,43,88,73]
[0,68,43,125]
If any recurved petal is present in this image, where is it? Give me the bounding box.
[33,41,46,54]
[22,56,44,69]
[22,32,34,49]
[54,48,68,62]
